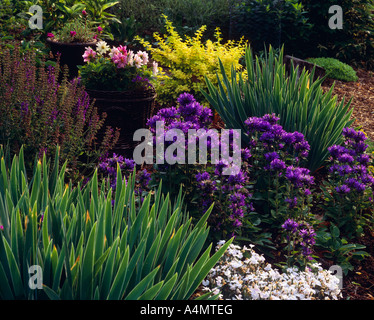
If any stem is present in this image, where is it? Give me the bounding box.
[275,173,279,217]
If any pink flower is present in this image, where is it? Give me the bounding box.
[82,10,87,16]
[70,31,77,37]
[47,33,54,38]
[0,225,3,231]
[112,52,127,68]
[82,47,97,62]
[97,26,103,33]
[117,45,127,55]
[109,47,119,59]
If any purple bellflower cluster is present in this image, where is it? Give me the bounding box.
[282,218,316,264]
[147,92,213,135]
[327,127,374,196]
[146,92,215,166]
[243,114,314,218]
[244,114,311,165]
[98,153,135,190]
[98,153,152,204]
[324,127,374,236]
[195,162,254,238]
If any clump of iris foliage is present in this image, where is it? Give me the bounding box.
[0,145,232,300]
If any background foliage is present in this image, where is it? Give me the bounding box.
[300,0,374,68]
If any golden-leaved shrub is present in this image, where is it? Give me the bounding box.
[136,15,247,106]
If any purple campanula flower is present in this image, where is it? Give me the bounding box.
[244,117,272,133]
[264,151,280,162]
[282,218,299,233]
[294,140,310,154]
[179,101,203,121]
[281,132,296,145]
[241,148,252,161]
[353,164,367,175]
[262,113,280,125]
[335,184,351,194]
[270,158,286,171]
[353,141,368,154]
[328,144,347,158]
[357,154,370,165]
[329,164,353,176]
[137,169,151,189]
[259,131,275,143]
[337,153,354,163]
[214,160,228,176]
[200,107,213,126]
[285,197,298,209]
[227,170,247,187]
[285,166,314,187]
[342,127,367,143]
[196,171,210,182]
[177,92,196,106]
[146,114,164,133]
[232,219,242,227]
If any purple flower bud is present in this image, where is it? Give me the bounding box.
[335,184,351,194]
[282,218,299,233]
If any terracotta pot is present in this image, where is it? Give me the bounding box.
[86,85,157,156]
[46,39,97,78]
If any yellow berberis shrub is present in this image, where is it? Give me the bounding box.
[136,15,247,106]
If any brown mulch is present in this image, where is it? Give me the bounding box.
[321,69,374,300]
[322,69,374,140]
[340,227,374,300]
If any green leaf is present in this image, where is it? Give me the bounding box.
[3,237,24,298]
[107,245,130,300]
[80,222,97,299]
[0,261,14,299]
[138,280,164,300]
[184,237,233,299]
[43,285,61,300]
[125,266,160,300]
[100,237,119,299]
[154,273,178,300]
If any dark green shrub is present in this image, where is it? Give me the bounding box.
[300,0,374,68]
[231,0,312,56]
[306,57,358,82]
[0,0,29,39]
[112,0,232,40]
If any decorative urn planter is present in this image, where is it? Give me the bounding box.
[85,85,157,156]
[46,39,97,78]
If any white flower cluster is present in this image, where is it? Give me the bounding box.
[201,241,342,300]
